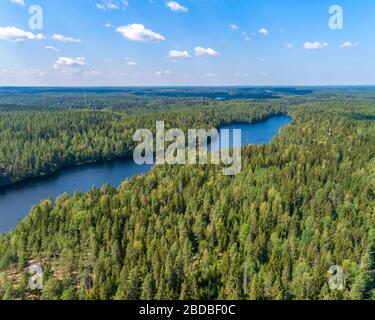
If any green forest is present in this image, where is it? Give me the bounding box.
[0,97,285,187]
[0,92,374,300]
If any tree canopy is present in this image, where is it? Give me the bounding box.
[0,92,374,300]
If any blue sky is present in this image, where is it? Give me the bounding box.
[0,0,374,86]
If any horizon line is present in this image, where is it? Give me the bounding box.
[2,84,375,89]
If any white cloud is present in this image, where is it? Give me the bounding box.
[116,24,165,42]
[104,23,114,28]
[303,42,328,50]
[96,0,128,10]
[0,26,45,42]
[194,47,220,56]
[259,28,269,36]
[229,24,239,31]
[125,57,137,66]
[51,34,81,43]
[10,0,24,6]
[155,70,171,76]
[45,45,59,51]
[340,41,358,48]
[168,50,190,58]
[53,57,85,68]
[166,1,188,13]
[286,43,294,48]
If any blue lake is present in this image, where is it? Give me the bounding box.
[0,115,291,233]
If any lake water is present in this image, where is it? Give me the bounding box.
[0,115,291,233]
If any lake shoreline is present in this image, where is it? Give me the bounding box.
[0,152,134,192]
[0,113,291,192]
[0,114,292,234]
